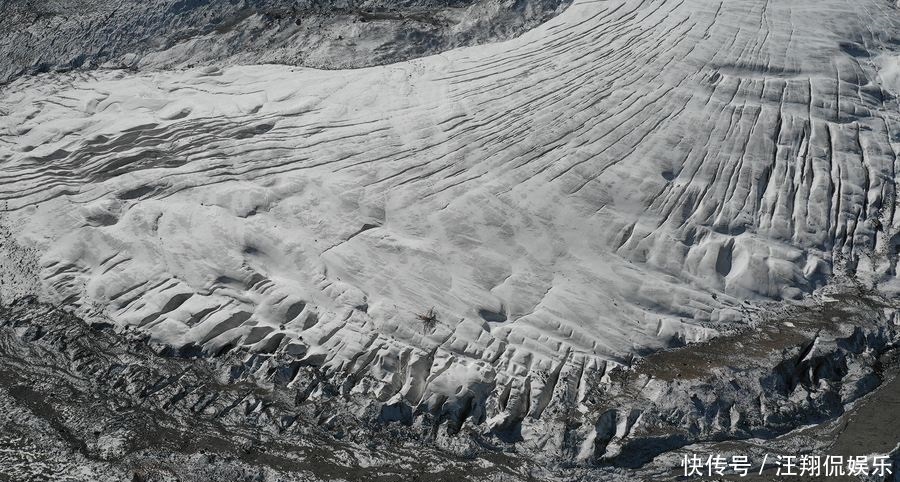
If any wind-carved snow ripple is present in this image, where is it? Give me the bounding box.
[2,0,900,455]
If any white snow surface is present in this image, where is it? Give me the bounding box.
[2,0,900,427]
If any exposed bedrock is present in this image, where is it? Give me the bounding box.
[3,0,900,467]
[0,0,572,84]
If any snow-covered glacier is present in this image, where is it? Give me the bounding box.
[2,0,900,479]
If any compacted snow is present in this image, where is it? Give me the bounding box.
[2,0,900,451]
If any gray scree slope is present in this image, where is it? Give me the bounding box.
[0,0,571,83]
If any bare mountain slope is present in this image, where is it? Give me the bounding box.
[0,0,570,84]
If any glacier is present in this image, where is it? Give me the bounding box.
[2,0,900,479]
